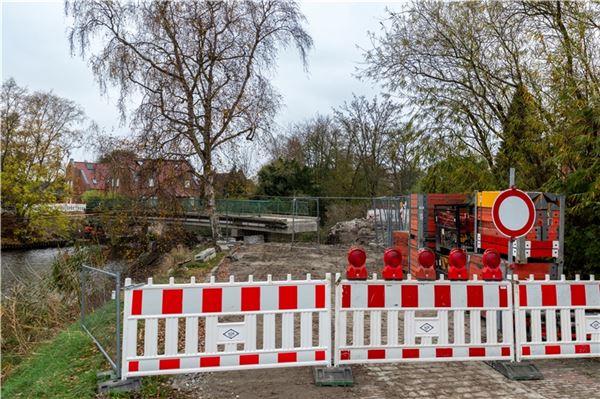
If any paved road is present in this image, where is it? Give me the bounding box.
[173,358,599,398]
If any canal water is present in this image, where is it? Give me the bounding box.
[1,247,128,291]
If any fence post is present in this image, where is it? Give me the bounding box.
[316,197,320,249]
[115,272,122,379]
[291,197,297,248]
[80,267,85,328]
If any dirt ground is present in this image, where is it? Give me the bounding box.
[168,243,599,399]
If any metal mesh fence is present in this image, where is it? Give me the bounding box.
[80,265,121,377]
[256,196,411,251]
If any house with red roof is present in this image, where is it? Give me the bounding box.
[66,157,201,202]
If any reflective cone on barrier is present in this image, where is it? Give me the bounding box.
[448,248,468,280]
[346,246,367,280]
[482,248,503,280]
[382,248,403,280]
[415,248,436,280]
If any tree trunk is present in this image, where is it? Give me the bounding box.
[204,166,221,245]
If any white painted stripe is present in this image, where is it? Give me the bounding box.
[586,284,600,307]
[182,288,202,313]
[260,286,278,312]
[483,285,499,308]
[222,286,241,312]
[527,285,542,307]
[142,289,162,315]
[450,285,466,308]
[298,284,314,309]
[351,284,367,309]
[556,284,570,306]
[384,284,401,308]
[419,284,434,308]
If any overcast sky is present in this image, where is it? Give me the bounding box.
[2,1,402,170]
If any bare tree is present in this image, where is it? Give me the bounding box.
[334,95,404,196]
[66,0,312,241]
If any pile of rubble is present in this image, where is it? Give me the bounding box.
[327,218,375,245]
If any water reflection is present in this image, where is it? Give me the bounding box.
[1,247,128,290]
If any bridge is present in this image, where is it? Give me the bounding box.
[149,212,319,235]
[75,198,321,236]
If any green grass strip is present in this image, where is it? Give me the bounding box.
[2,323,106,399]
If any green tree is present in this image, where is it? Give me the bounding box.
[495,84,552,190]
[217,167,255,198]
[256,158,318,197]
[418,154,496,194]
[1,79,85,241]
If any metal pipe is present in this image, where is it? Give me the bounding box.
[115,272,122,379]
[82,324,118,371]
[558,194,565,277]
[316,198,320,249]
[291,197,296,248]
[80,268,85,328]
[508,168,515,266]
[81,264,118,277]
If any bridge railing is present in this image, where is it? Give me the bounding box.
[180,198,314,216]
[85,196,315,217]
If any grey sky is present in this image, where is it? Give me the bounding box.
[2,1,401,170]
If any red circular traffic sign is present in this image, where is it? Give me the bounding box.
[491,188,535,238]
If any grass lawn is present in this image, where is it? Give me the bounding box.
[2,318,176,399]
[1,322,107,398]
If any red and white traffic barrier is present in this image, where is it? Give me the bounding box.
[334,274,514,365]
[121,274,332,379]
[117,247,600,381]
[514,274,599,360]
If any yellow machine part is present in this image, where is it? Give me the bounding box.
[477,191,501,208]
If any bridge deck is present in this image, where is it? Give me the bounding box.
[151,212,318,234]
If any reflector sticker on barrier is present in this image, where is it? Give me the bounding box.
[334,274,514,365]
[514,274,600,360]
[121,274,331,379]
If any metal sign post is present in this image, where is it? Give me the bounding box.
[508,168,515,266]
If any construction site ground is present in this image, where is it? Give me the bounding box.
[170,243,600,399]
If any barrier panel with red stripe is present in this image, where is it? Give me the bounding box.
[121,274,332,379]
[514,275,599,360]
[334,274,514,365]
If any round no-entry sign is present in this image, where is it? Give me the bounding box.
[491,188,535,238]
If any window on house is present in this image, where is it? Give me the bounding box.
[184,180,190,188]
[149,178,155,187]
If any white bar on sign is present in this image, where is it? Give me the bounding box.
[165,318,178,355]
[185,317,199,353]
[244,315,257,351]
[454,311,465,344]
[144,318,158,356]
